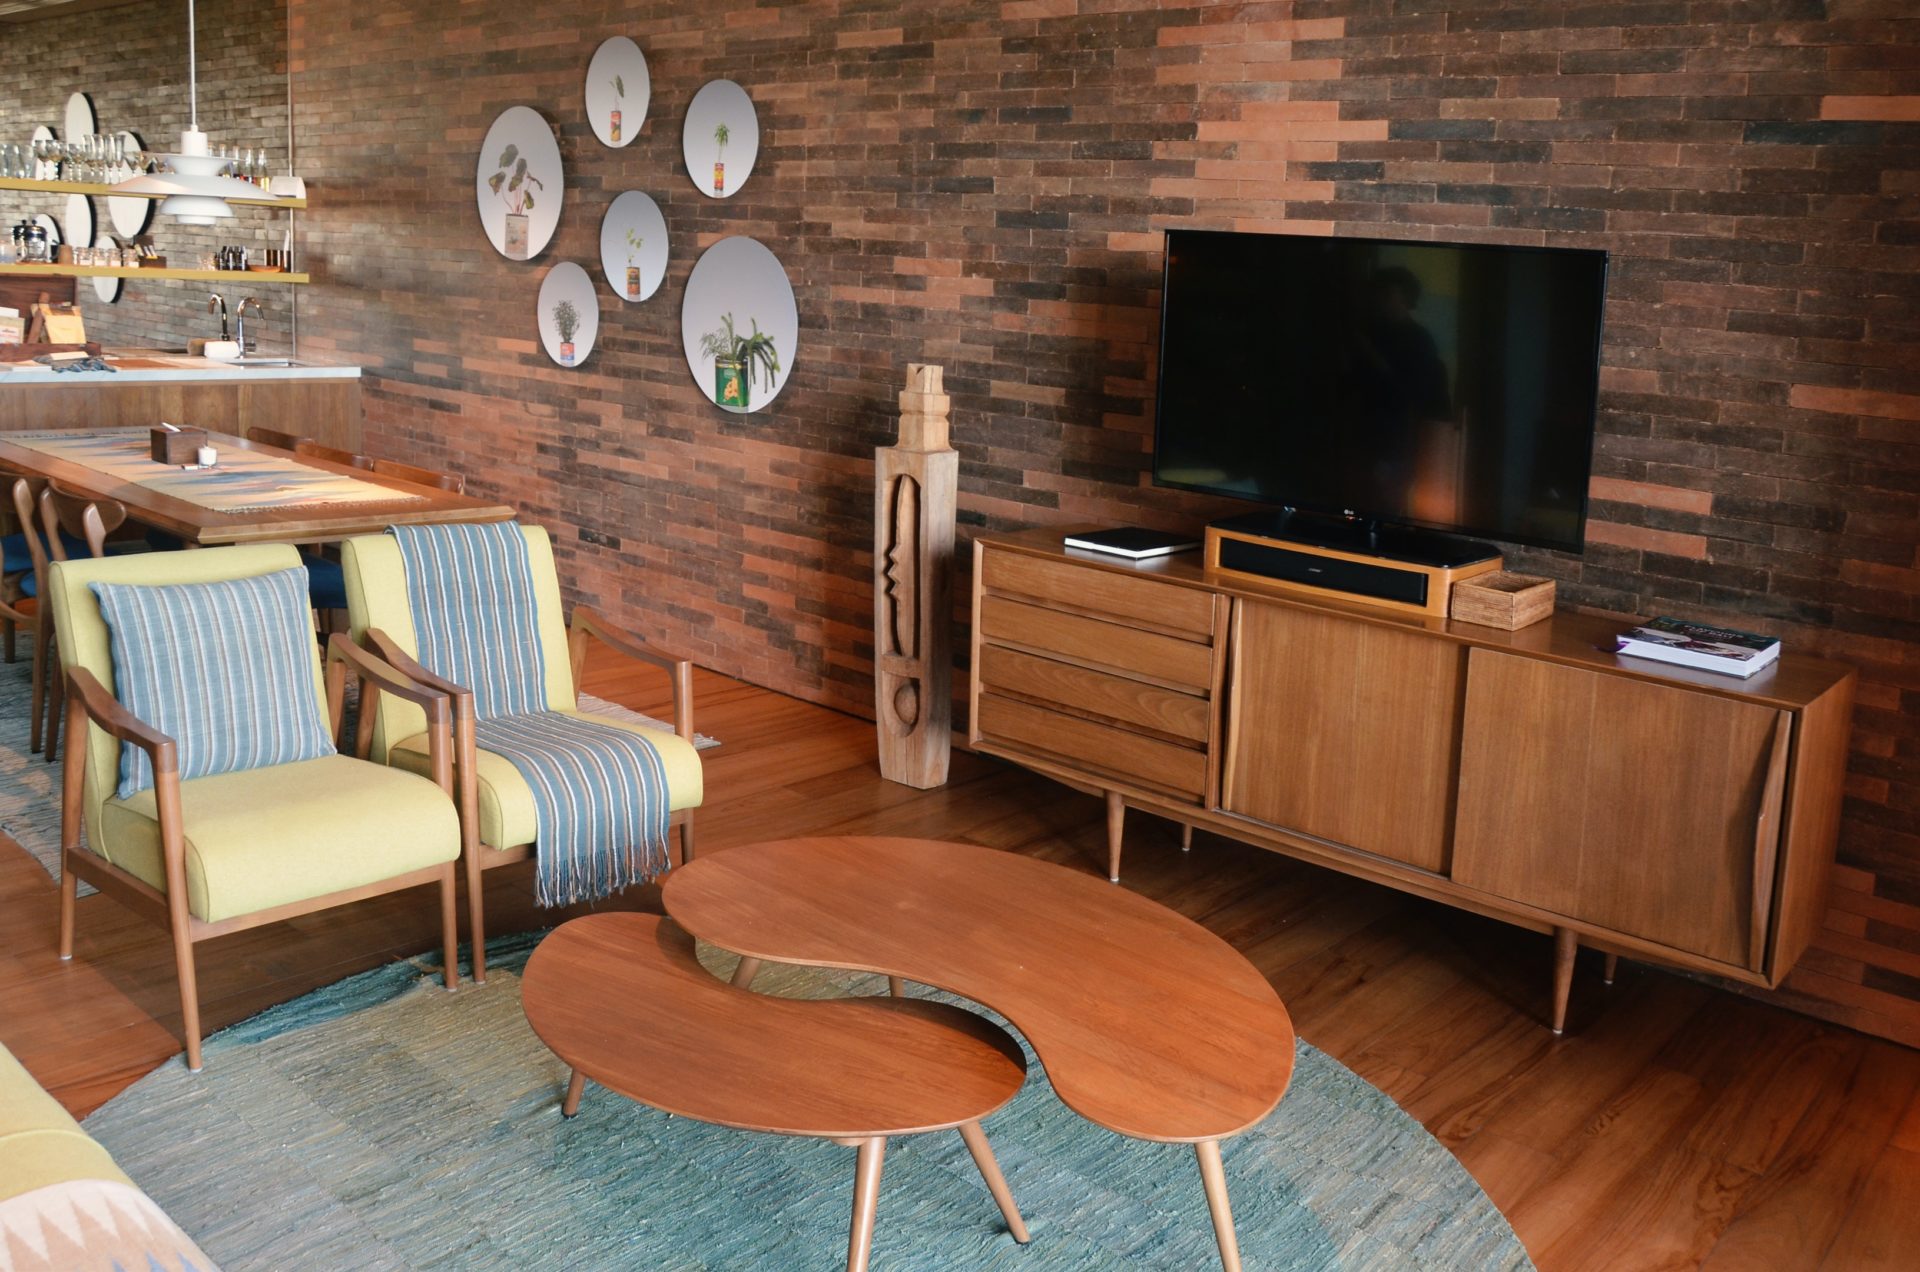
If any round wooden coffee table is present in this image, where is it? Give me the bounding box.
[522,911,1032,1272]
[663,836,1297,1272]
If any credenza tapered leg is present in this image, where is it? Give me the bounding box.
[1603,952,1619,986]
[562,1068,586,1117]
[1180,822,1193,853]
[1194,1139,1243,1272]
[847,1136,887,1272]
[731,956,762,989]
[1105,790,1125,883]
[958,1120,1030,1243]
[1551,927,1577,1035]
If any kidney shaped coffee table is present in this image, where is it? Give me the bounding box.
[662,836,1297,1272]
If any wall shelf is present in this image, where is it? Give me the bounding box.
[0,176,304,209]
[0,264,309,284]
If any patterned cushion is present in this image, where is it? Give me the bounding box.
[0,1177,220,1271]
[89,566,336,799]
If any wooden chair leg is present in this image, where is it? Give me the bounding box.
[1195,1139,1243,1272]
[1551,926,1577,1035]
[678,810,696,864]
[731,956,762,989]
[44,652,62,764]
[958,1120,1029,1243]
[1105,790,1125,883]
[2,615,14,664]
[27,627,46,752]
[57,852,77,960]
[562,1068,587,1117]
[465,839,488,985]
[438,862,459,991]
[172,924,203,1072]
[847,1136,887,1272]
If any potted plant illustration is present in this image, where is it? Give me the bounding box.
[698,312,780,410]
[486,143,546,260]
[712,121,730,194]
[553,298,581,366]
[608,74,625,144]
[625,227,644,299]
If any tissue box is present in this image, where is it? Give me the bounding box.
[0,308,23,346]
[150,427,208,465]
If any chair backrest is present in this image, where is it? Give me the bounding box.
[45,544,323,848]
[246,426,307,451]
[295,440,374,471]
[38,481,125,562]
[339,524,573,760]
[371,457,465,494]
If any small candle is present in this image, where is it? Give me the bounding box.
[197,445,217,468]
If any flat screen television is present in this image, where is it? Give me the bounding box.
[1152,229,1608,554]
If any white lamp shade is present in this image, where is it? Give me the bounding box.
[157,194,235,224]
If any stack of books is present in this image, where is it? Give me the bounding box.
[1615,616,1782,678]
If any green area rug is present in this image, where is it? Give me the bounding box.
[82,936,1532,1270]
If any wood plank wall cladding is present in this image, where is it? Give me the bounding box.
[0,0,294,351]
[280,0,1920,1038]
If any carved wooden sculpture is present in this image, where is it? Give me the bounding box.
[874,364,957,788]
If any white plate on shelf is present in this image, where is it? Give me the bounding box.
[91,236,121,302]
[63,194,92,250]
[109,131,152,237]
[63,93,95,144]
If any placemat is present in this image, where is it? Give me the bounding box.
[7,429,428,514]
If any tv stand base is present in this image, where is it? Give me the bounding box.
[1204,512,1502,618]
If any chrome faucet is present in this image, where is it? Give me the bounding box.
[206,292,229,343]
[235,297,264,355]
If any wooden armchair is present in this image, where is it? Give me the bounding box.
[338,525,703,983]
[49,544,465,1070]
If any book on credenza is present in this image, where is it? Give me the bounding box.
[1062,527,1201,560]
[1614,615,1781,678]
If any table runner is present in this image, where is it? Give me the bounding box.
[6,428,427,514]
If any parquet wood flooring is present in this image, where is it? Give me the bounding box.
[0,655,1915,1269]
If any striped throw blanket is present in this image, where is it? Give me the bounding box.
[390,522,672,906]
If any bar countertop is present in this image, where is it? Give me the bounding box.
[0,350,361,385]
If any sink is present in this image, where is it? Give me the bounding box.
[228,357,301,368]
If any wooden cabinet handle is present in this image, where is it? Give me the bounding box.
[1748,711,1794,972]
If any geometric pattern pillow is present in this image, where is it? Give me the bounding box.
[0,1177,221,1271]
[89,567,336,799]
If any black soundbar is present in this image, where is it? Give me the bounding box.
[1215,536,1430,607]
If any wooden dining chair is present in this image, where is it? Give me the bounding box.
[294,440,374,471]
[371,457,466,494]
[32,482,128,764]
[246,426,308,451]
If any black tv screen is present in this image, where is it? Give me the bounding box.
[1152,230,1608,553]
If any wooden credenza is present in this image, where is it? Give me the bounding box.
[968,528,1857,1029]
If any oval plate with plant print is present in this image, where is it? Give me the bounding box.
[680,236,797,413]
[682,79,760,200]
[538,261,599,368]
[476,106,563,261]
[585,37,650,148]
[599,191,668,303]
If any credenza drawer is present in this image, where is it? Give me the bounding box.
[976,693,1207,801]
[982,548,1215,640]
[978,644,1209,743]
[977,594,1214,693]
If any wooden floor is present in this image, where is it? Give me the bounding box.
[1,654,1916,1270]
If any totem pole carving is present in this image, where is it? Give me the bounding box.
[874,363,957,788]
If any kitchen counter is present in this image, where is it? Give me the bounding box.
[0,350,360,385]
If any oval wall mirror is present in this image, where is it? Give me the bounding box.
[585,37,650,149]
[538,261,599,368]
[680,236,797,413]
[681,80,759,200]
[598,191,668,303]
[475,106,563,261]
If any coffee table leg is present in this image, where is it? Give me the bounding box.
[731,956,762,989]
[887,976,905,997]
[562,1068,586,1118]
[1195,1139,1242,1272]
[847,1135,887,1272]
[959,1120,1030,1243]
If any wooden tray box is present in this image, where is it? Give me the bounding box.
[1450,571,1556,630]
[150,427,208,465]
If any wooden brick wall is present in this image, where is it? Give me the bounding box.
[285,0,1920,1041]
[0,0,293,351]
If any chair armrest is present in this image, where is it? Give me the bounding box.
[327,633,451,724]
[65,666,178,778]
[324,635,456,795]
[364,628,469,704]
[568,606,696,743]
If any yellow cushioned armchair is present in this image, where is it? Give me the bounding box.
[340,524,704,983]
[49,544,464,1072]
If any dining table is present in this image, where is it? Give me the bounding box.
[0,427,514,546]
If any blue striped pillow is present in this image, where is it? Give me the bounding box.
[90,566,337,798]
